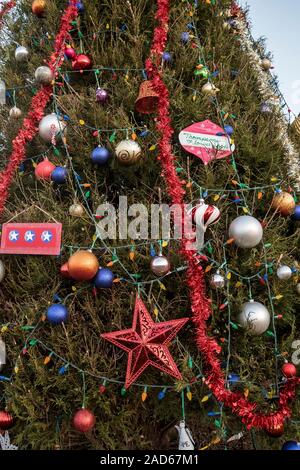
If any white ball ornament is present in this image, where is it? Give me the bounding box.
[115,139,142,166]
[238,300,270,335]
[15,46,29,62]
[39,113,67,142]
[210,273,225,289]
[229,215,263,249]
[202,82,219,96]
[0,260,5,283]
[276,265,292,281]
[34,66,54,85]
[9,106,22,119]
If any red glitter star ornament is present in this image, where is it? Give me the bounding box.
[101,295,189,388]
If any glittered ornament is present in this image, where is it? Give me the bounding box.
[292,205,300,221]
[282,441,300,451]
[261,58,272,71]
[135,80,159,114]
[64,46,77,60]
[271,191,295,217]
[32,0,46,17]
[51,167,68,184]
[35,159,56,181]
[150,255,170,276]
[96,87,109,104]
[282,363,297,378]
[91,146,110,165]
[73,409,96,433]
[229,215,263,249]
[72,54,92,71]
[0,411,14,430]
[15,45,29,62]
[265,422,284,438]
[39,113,67,142]
[115,139,142,166]
[69,203,84,217]
[276,265,292,281]
[47,304,68,325]
[261,102,272,114]
[9,106,22,119]
[296,283,300,296]
[93,268,114,288]
[34,66,54,85]
[291,116,300,138]
[68,250,99,281]
[202,82,219,96]
[238,300,270,335]
[0,261,4,283]
[210,273,225,289]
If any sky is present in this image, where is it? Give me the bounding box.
[239,0,300,115]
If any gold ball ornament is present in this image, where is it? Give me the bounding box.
[271,192,295,217]
[291,116,300,138]
[296,283,300,296]
[67,251,99,281]
[9,106,22,119]
[202,82,219,96]
[32,0,47,17]
[69,203,85,217]
[150,255,170,276]
[115,139,142,166]
[261,58,272,71]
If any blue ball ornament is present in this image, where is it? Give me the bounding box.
[181,32,189,44]
[76,1,84,13]
[282,441,300,451]
[91,146,110,165]
[47,304,68,325]
[224,125,234,136]
[51,167,68,184]
[228,373,240,384]
[292,205,300,221]
[162,52,172,63]
[93,268,114,288]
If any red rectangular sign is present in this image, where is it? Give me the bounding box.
[0,223,62,255]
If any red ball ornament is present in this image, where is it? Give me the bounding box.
[72,54,92,71]
[65,47,77,60]
[35,159,56,181]
[73,409,95,433]
[282,363,297,378]
[265,422,284,438]
[0,410,14,430]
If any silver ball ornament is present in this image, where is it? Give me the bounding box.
[296,283,300,296]
[34,66,54,85]
[38,113,67,142]
[210,273,225,289]
[9,106,22,119]
[69,203,85,217]
[229,215,263,249]
[115,139,142,166]
[150,255,170,276]
[15,46,29,62]
[276,265,292,281]
[0,260,5,283]
[238,300,270,335]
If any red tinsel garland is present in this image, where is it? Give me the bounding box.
[0,1,78,214]
[146,0,300,430]
[0,1,15,26]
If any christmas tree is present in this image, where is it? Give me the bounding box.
[0,0,299,451]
